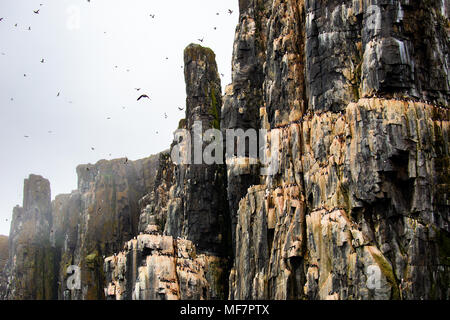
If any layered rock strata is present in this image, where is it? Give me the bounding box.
[227,0,449,300]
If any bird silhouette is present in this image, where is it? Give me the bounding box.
[135,88,141,91]
[178,107,184,111]
[137,94,150,101]
[34,10,40,14]
[198,38,204,43]
[57,92,60,97]
[40,58,45,63]
[24,135,29,138]
[91,147,95,150]
[164,113,168,119]
[228,9,233,14]
[149,14,155,19]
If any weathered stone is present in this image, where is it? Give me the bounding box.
[104,233,226,300]
[3,175,57,300]
[0,235,8,299]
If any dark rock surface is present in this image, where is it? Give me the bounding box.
[166,44,230,258]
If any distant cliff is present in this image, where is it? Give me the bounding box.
[0,236,7,296]
[1,0,448,300]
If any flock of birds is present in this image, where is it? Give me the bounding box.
[1,3,234,149]
[1,3,235,224]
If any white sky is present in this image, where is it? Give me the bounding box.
[0,0,239,235]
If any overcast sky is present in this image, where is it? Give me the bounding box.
[0,0,239,236]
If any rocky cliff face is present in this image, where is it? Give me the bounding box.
[104,44,230,300]
[227,0,449,300]
[2,156,161,300]
[1,0,448,301]
[0,236,8,297]
[2,175,57,300]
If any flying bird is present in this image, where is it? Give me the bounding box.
[24,135,29,138]
[137,94,150,101]
[164,113,168,119]
[33,10,40,14]
[40,58,45,63]
[91,147,95,150]
[57,92,60,97]
[149,14,155,18]
[228,9,233,14]
[198,38,204,43]
[178,107,184,111]
[134,88,141,91]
